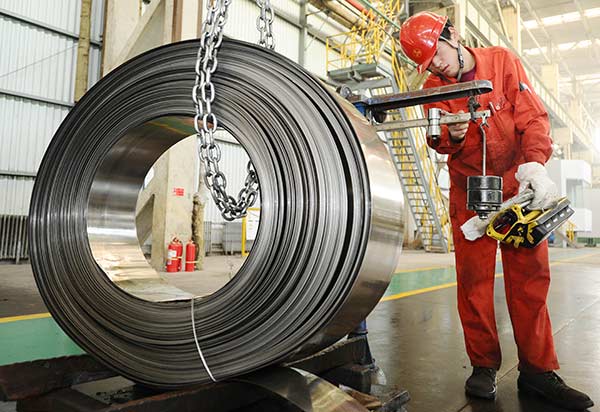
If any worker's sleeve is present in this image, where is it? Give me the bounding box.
[422,99,466,155]
[503,54,553,164]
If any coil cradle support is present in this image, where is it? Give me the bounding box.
[28,39,404,389]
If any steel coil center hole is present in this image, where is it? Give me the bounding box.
[87,116,260,301]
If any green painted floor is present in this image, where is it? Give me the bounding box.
[0,317,84,365]
[0,247,596,367]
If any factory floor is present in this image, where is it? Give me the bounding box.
[1,247,599,412]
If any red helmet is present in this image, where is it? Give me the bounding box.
[400,12,448,73]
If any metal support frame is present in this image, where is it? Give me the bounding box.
[298,0,308,67]
[326,1,455,252]
[0,87,74,109]
[0,338,409,412]
[75,0,93,102]
[351,80,492,112]
[0,170,36,178]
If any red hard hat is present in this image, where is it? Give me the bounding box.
[400,12,448,73]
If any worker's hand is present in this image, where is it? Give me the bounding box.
[460,214,490,241]
[515,162,558,210]
[447,110,469,142]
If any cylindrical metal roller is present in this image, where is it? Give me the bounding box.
[467,175,503,218]
[427,107,441,142]
[28,39,404,388]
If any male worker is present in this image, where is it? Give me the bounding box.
[399,11,593,410]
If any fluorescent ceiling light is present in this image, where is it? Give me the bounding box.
[585,7,600,18]
[524,40,593,55]
[523,46,547,55]
[523,7,600,29]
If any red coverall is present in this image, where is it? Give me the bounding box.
[423,46,558,373]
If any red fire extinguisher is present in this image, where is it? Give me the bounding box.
[175,239,183,271]
[185,240,196,272]
[166,237,182,272]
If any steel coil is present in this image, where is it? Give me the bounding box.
[29,39,404,388]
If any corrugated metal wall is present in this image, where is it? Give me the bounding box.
[224,0,340,79]
[225,0,301,63]
[0,0,104,216]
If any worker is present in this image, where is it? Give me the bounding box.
[399,11,593,410]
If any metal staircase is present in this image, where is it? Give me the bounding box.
[386,105,452,252]
[325,1,452,252]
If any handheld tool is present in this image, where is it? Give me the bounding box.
[487,196,574,248]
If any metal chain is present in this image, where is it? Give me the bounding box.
[193,0,272,221]
[255,0,275,50]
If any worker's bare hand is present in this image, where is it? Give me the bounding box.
[448,110,469,141]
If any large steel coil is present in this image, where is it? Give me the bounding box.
[29,39,404,388]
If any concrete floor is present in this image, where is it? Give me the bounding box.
[0,255,248,318]
[370,247,600,412]
[1,247,599,411]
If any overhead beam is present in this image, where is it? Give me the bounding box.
[573,0,600,66]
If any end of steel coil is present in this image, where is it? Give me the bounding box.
[28,39,404,388]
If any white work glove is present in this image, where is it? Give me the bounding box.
[515,162,558,210]
[460,215,490,241]
[460,189,536,241]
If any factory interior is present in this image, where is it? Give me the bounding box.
[1,0,600,411]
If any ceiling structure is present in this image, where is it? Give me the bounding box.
[483,0,600,128]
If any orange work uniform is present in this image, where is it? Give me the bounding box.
[423,46,558,373]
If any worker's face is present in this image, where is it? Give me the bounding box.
[428,28,461,78]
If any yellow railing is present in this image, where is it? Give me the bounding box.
[326,29,375,71]
[566,220,576,243]
[326,0,400,72]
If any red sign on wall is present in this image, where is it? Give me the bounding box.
[173,187,185,197]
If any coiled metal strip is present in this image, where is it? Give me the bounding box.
[29,39,404,388]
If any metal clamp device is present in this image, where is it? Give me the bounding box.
[350,80,502,218]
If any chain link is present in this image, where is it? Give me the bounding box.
[255,0,275,50]
[193,0,273,221]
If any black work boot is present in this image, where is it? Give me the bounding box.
[518,371,594,410]
[465,367,497,399]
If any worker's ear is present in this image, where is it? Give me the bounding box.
[447,26,461,47]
